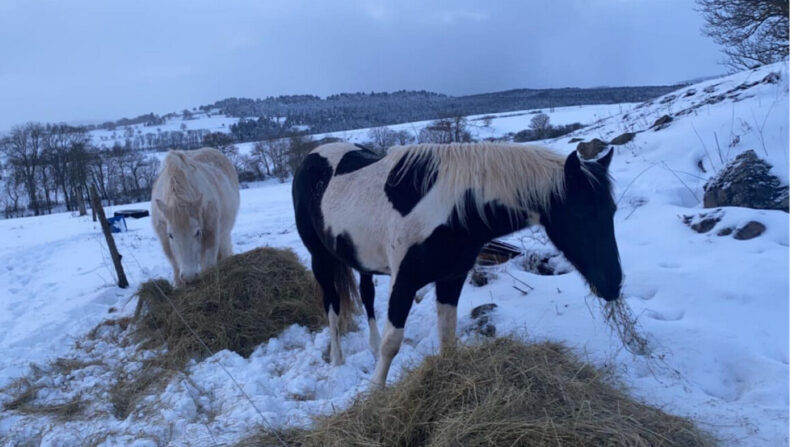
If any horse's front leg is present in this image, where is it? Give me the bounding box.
[372,274,420,387]
[435,275,466,350]
[359,273,380,361]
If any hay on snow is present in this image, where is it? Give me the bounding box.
[240,337,713,447]
[133,246,327,369]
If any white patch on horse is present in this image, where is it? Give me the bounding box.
[151,148,239,286]
[320,150,403,273]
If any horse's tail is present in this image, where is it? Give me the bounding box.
[331,262,362,333]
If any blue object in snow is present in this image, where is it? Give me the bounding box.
[107,215,127,233]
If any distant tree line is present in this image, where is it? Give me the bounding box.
[207,85,679,143]
[1,123,159,218]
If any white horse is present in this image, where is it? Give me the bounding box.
[151,147,240,286]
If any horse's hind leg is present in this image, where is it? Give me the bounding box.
[435,275,466,350]
[360,273,380,360]
[311,254,345,365]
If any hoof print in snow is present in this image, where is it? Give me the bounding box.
[470,268,496,287]
[576,138,607,160]
[684,88,697,97]
[468,304,498,338]
[650,114,673,131]
[716,227,734,237]
[703,150,789,212]
[681,210,723,234]
[733,221,766,240]
[659,94,677,104]
[608,132,635,145]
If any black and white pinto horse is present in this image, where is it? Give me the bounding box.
[293,142,621,385]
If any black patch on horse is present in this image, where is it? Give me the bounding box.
[335,146,383,176]
[292,153,333,248]
[384,152,438,216]
[387,190,527,327]
[332,231,366,271]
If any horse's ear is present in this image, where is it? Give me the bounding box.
[564,151,582,179]
[597,148,614,169]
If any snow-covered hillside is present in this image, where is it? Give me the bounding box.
[0,62,788,446]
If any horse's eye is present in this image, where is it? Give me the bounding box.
[168,233,173,239]
[195,229,201,238]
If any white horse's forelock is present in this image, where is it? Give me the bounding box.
[162,151,201,206]
[387,143,566,223]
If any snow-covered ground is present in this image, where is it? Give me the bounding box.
[0,63,788,446]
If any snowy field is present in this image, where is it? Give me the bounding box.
[89,112,239,148]
[0,63,789,445]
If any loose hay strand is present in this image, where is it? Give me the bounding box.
[601,298,652,356]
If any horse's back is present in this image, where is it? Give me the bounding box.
[187,147,239,185]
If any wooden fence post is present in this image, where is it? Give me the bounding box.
[90,185,129,288]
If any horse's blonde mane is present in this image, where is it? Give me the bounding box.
[157,151,204,224]
[386,143,566,222]
[162,151,201,202]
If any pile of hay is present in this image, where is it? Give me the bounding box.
[134,247,326,368]
[244,338,712,447]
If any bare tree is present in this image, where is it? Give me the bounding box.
[395,129,414,145]
[418,117,473,144]
[529,113,552,139]
[367,127,399,153]
[264,139,291,182]
[286,134,316,176]
[696,0,789,69]
[3,123,46,215]
[251,141,272,176]
[203,132,236,154]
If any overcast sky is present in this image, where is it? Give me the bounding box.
[0,0,724,130]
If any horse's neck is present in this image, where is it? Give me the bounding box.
[454,199,533,245]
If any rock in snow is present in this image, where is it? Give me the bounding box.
[733,221,766,240]
[703,150,789,212]
[576,138,607,159]
[609,132,635,145]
